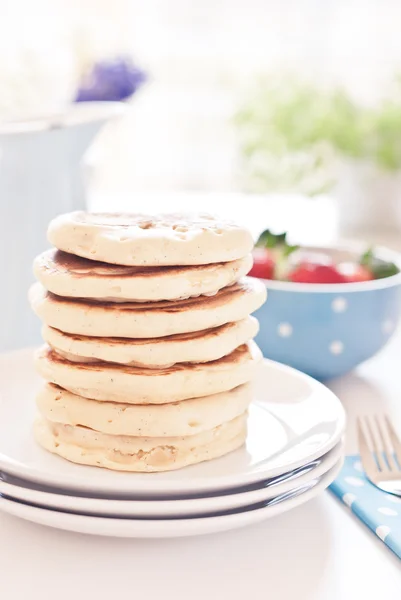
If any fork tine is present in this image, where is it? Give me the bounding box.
[384,415,401,469]
[376,415,399,472]
[366,415,389,472]
[357,417,379,477]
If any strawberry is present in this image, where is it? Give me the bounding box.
[338,263,374,283]
[249,249,275,280]
[289,263,347,284]
[347,266,374,282]
[251,231,395,283]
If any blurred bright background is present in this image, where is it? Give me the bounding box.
[2,0,401,241]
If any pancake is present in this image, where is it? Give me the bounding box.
[36,382,252,437]
[33,249,252,301]
[29,277,267,338]
[34,413,247,472]
[34,341,262,403]
[42,317,259,368]
[47,211,254,267]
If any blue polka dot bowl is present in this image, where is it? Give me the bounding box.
[253,245,401,381]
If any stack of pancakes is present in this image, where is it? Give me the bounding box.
[30,212,266,472]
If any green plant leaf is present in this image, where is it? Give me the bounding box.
[234,74,401,194]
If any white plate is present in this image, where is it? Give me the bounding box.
[0,442,343,517]
[0,460,342,538]
[0,349,346,496]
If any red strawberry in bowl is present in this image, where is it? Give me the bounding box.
[338,262,374,283]
[251,228,398,285]
[288,263,348,284]
[249,248,275,280]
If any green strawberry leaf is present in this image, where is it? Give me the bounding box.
[371,262,399,279]
[256,229,284,248]
[283,243,299,257]
[359,246,399,279]
[360,247,375,266]
[256,229,299,253]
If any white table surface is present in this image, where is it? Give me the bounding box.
[1,335,401,598]
[3,193,401,597]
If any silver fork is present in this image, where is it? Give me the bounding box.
[357,415,401,496]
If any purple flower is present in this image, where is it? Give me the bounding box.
[75,57,146,102]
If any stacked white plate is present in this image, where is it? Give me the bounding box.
[0,350,346,538]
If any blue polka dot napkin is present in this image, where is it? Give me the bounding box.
[329,455,401,559]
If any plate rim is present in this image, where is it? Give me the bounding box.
[0,460,342,537]
[0,441,344,516]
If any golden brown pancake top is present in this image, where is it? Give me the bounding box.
[40,249,233,279]
[44,280,252,313]
[48,321,240,345]
[42,343,252,376]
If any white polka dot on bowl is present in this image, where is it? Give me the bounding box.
[382,320,394,334]
[277,323,293,338]
[330,341,344,355]
[332,297,347,313]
